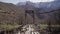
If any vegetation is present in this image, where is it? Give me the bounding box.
[38,24,60,29]
[0,24,21,30]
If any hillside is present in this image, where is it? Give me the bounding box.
[0,2,25,31]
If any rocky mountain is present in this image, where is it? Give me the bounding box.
[16,1,60,24]
[17,0,60,11]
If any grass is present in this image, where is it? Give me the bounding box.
[38,24,48,29]
[37,24,60,29]
[0,24,60,31]
[0,24,21,30]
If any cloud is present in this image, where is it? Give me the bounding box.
[29,0,55,2]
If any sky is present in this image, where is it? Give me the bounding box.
[0,0,54,4]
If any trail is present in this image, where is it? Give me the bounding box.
[21,24,40,34]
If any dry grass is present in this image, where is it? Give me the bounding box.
[0,24,21,30]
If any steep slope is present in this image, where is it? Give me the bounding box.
[0,2,25,31]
